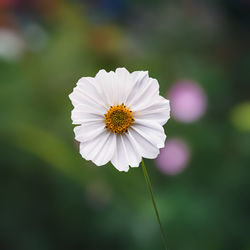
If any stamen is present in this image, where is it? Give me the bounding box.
[104,104,134,134]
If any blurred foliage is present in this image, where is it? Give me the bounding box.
[0,0,250,250]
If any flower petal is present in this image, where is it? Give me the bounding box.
[126,76,159,110]
[79,131,116,166]
[91,132,116,166]
[74,122,105,142]
[121,134,142,168]
[69,86,106,114]
[133,97,170,125]
[114,67,132,104]
[95,69,117,106]
[127,128,160,159]
[132,119,166,148]
[71,105,105,125]
[76,77,108,108]
[111,135,130,172]
[125,71,149,106]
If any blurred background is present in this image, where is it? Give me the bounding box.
[1,0,250,249]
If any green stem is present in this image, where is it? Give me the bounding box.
[141,159,167,250]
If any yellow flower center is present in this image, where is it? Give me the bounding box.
[104,104,134,134]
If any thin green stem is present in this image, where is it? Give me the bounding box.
[141,159,167,250]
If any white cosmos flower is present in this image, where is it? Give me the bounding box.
[69,68,170,172]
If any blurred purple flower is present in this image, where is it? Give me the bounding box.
[155,138,190,175]
[168,80,207,123]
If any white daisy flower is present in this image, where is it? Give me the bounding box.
[69,68,170,172]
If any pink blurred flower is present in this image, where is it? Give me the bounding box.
[168,80,207,123]
[155,138,190,175]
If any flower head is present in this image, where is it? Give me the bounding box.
[69,68,170,172]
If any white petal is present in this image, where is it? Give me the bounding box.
[95,69,117,106]
[125,71,149,106]
[114,67,131,104]
[71,105,105,125]
[121,134,142,168]
[127,76,160,110]
[79,131,116,166]
[131,120,166,149]
[74,122,105,142]
[91,132,116,166]
[71,111,103,125]
[69,87,106,114]
[127,128,160,159]
[130,70,148,82]
[111,135,130,172]
[76,77,108,108]
[134,97,170,125]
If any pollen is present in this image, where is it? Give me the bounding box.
[104,103,134,134]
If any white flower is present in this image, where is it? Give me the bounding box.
[69,68,170,172]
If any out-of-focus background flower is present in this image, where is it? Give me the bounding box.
[1,0,250,249]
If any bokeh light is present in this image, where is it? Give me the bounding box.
[168,80,208,123]
[0,28,25,61]
[231,102,250,132]
[155,138,190,175]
